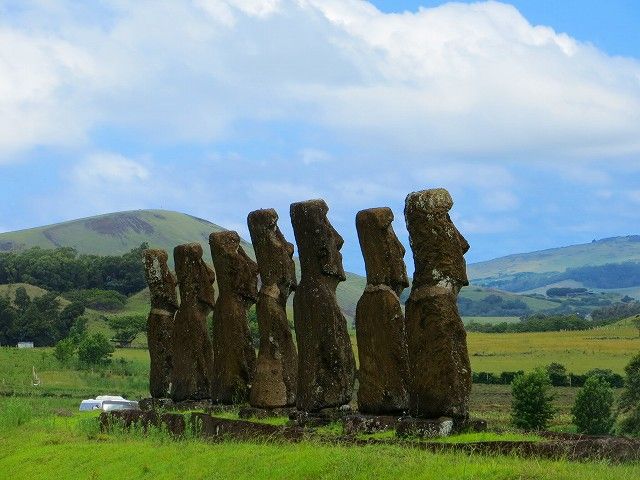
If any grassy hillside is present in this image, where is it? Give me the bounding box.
[468,235,640,279]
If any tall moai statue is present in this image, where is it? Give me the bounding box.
[290,199,355,411]
[209,231,259,404]
[170,243,216,402]
[143,249,178,399]
[354,208,410,414]
[247,209,298,408]
[404,188,471,422]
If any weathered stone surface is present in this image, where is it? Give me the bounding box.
[396,416,454,438]
[238,406,297,420]
[247,208,298,408]
[170,243,216,402]
[404,188,471,421]
[290,200,356,412]
[143,249,178,399]
[342,414,401,435]
[354,207,410,414]
[189,412,304,441]
[209,231,258,404]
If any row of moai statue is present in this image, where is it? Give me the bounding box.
[143,188,471,422]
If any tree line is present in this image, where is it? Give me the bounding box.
[0,244,148,296]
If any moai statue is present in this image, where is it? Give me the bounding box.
[170,243,216,402]
[247,209,298,408]
[143,249,178,399]
[404,188,471,422]
[209,231,259,404]
[290,199,355,412]
[354,208,410,414]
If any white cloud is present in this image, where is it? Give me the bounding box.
[72,153,149,185]
[299,148,332,165]
[482,190,519,212]
[458,216,519,234]
[0,0,638,162]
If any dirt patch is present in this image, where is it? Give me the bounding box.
[84,213,154,236]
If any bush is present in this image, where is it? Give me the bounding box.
[63,289,127,311]
[511,369,555,430]
[618,353,640,436]
[546,362,569,387]
[53,337,76,363]
[572,376,615,435]
[77,333,114,365]
[107,315,147,347]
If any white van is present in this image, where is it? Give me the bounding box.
[79,395,139,412]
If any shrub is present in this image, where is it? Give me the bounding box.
[53,337,76,363]
[77,333,114,365]
[618,353,640,436]
[107,315,146,347]
[572,375,615,435]
[511,369,555,430]
[63,289,127,311]
[546,362,569,387]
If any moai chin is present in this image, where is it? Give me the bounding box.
[290,199,355,412]
[404,188,471,422]
[354,207,410,414]
[170,243,216,402]
[247,209,298,408]
[209,231,258,404]
[143,249,178,399]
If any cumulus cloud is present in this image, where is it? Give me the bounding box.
[72,153,150,185]
[0,0,638,160]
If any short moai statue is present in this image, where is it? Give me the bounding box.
[247,209,298,408]
[354,207,410,414]
[170,243,216,402]
[290,199,356,412]
[209,231,259,404]
[143,249,178,399]
[404,188,471,422]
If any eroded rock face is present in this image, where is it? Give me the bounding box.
[143,249,178,398]
[290,199,355,412]
[170,243,216,402]
[247,209,298,408]
[354,207,410,414]
[404,188,471,421]
[209,231,258,404]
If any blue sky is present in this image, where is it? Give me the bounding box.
[0,0,639,275]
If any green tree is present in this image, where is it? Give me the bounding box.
[572,375,615,435]
[618,353,640,436]
[53,337,76,364]
[77,333,114,365]
[511,369,555,430]
[58,302,85,339]
[13,286,30,313]
[632,316,640,338]
[546,362,569,387]
[107,315,147,348]
[0,296,17,346]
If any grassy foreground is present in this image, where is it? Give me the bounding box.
[0,398,639,480]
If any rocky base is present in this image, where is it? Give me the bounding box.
[238,406,297,420]
[396,417,454,438]
[289,405,354,427]
[342,414,403,435]
[139,397,238,414]
[396,416,487,439]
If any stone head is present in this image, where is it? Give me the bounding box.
[209,231,259,305]
[143,248,178,310]
[290,199,346,282]
[247,208,297,298]
[404,188,469,291]
[356,207,409,296]
[173,242,216,309]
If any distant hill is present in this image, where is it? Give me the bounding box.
[3,210,637,318]
[468,236,640,293]
[0,209,366,318]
